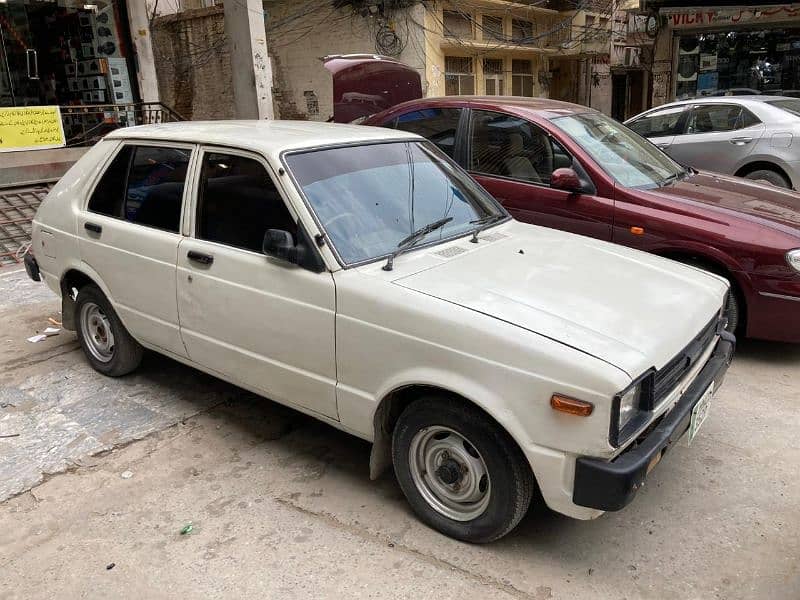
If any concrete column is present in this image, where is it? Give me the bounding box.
[224,0,274,119]
[126,0,160,103]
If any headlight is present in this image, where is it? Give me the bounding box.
[787,249,800,274]
[618,384,642,432]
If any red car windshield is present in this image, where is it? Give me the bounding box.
[552,113,685,189]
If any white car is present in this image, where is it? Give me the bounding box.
[25,121,735,542]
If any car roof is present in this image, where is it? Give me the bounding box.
[384,95,596,118]
[104,120,420,155]
[658,95,792,108]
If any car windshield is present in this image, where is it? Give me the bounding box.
[551,112,685,189]
[284,141,505,265]
[764,98,800,117]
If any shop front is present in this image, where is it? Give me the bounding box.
[0,0,140,143]
[651,4,800,103]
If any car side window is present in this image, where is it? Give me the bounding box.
[88,144,189,233]
[196,152,297,253]
[686,104,756,134]
[628,106,685,137]
[88,145,133,217]
[469,109,568,186]
[124,146,190,232]
[393,108,461,158]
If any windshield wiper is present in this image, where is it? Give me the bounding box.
[660,168,688,187]
[469,214,505,243]
[382,217,453,271]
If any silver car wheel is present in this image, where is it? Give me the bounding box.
[80,302,115,363]
[408,426,491,522]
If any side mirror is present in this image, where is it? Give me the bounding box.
[550,167,583,194]
[263,229,305,265]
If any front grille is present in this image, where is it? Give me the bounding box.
[652,316,718,404]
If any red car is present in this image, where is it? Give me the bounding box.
[321,60,800,343]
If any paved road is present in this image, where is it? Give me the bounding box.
[1,266,799,599]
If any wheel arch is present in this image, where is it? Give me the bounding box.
[368,382,532,483]
[652,247,749,329]
[59,262,115,331]
[734,160,792,187]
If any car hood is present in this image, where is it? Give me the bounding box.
[644,171,800,233]
[322,55,422,123]
[392,223,726,378]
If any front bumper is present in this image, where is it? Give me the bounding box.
[572,331,736,512]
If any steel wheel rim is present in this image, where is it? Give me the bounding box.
[80,302,115,363]
[408,426,491,522]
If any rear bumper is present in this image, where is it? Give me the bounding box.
[572,331,736,512]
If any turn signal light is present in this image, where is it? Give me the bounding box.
[630,226,645,235]
[550,395,594,416]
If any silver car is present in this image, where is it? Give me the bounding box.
[625,96,800,189]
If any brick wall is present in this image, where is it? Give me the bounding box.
[151,6,235,120]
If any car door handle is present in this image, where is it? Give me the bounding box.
[84,222,102,234]
[656,143,670,149]
[730,137,753,145]
[187,250,214,265]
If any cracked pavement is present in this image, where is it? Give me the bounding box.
[1,265,799,599]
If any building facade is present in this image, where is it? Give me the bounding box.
[647,1,800,106]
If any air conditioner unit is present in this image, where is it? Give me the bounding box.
[623,47,641,67]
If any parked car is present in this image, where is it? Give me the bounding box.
[361,96,800,343]
[25,121,734,542]
[625,96,800,189]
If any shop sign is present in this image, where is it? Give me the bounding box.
[664,5,800,29]
[0,106,66,153]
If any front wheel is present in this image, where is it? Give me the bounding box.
[744,169,790,189]
[392,396,534,543]
[75,284,143,376]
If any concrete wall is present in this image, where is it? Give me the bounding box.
[0,148,89,187]
[150,6,235,120]
[267,3,427,120]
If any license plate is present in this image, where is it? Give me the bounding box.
[688,383,713,446]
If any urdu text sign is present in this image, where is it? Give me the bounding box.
[0,106,66,153]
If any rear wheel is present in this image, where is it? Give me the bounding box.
[743,168,790,189]
[75,284,143,376]
[392,396,534,543]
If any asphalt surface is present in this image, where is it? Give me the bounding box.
[1,265,798,599]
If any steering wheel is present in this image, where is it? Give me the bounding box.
[324,212,358,230]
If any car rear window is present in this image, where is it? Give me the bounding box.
[88,144,190,233]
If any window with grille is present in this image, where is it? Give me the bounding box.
[512,59,534,97]
[484,59,505,96]
[482,15,504,41]
[512,19,534,44]
[445,56,475,95]
[443,10,473,38]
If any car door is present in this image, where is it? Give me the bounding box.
[176,147,338,419]
[78,142,193,358]
[466,109,614,241]
[626,104,688,152]
[667,103,764,172]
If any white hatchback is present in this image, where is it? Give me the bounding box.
[26,121,734,542]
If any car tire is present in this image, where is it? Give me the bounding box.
[75,284,143,376]
[744,169,790,189]
[392,396,534,543]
